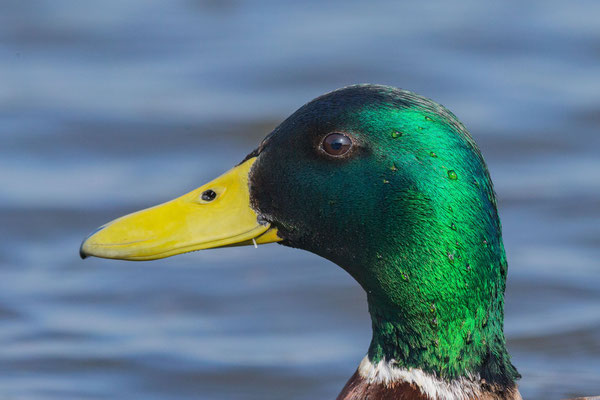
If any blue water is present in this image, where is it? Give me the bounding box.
[1,1,599,399]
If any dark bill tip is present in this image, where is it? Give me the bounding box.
[79,225,106,260]
[79,245,88,259]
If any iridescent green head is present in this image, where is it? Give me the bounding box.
[80,84,519,388]
[249,85,519,386]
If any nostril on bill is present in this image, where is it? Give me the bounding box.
[201,189,217,202]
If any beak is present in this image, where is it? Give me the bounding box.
[80,157,280,261]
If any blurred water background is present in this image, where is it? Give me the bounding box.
[1,1,600,399]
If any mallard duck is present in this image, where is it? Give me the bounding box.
[80,84,552,399]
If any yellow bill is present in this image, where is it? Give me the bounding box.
[80,157,280,261]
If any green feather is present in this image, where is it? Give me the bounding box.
[249,84,519,386]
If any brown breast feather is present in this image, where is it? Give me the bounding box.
[336,369,525,400]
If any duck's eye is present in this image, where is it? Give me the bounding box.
[322,133,352,156]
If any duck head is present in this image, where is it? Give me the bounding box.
[81,85,520,398]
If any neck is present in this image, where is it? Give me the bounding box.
[343,171,520,388]
[366,294,518,387]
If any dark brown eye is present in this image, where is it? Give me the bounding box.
[322,133,352,156]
